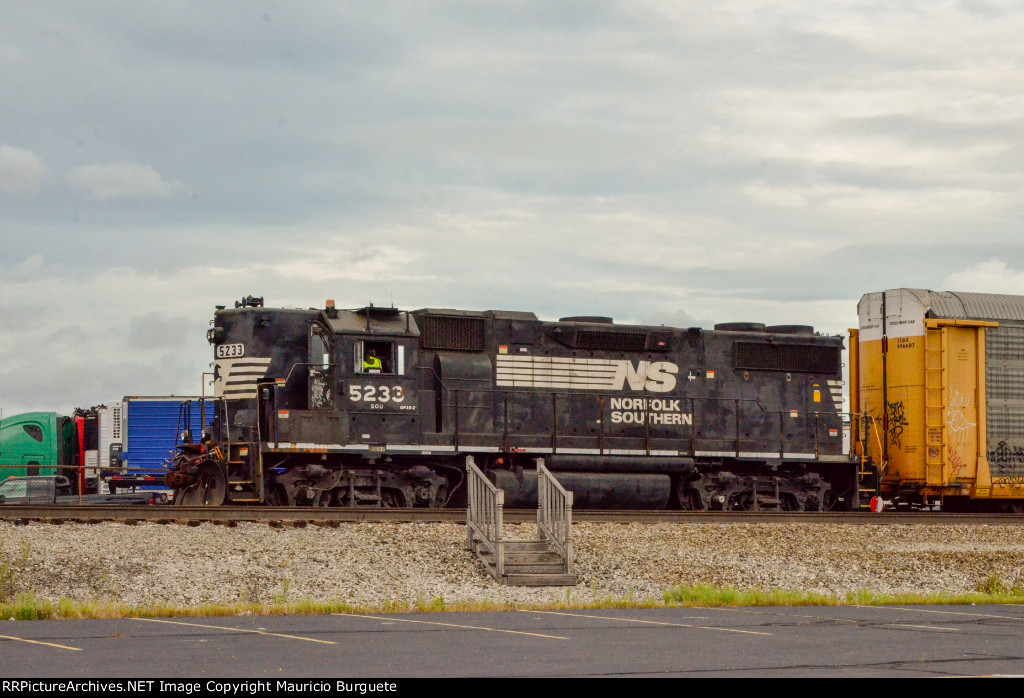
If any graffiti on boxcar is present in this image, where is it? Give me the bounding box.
[947,445,966,478]
[886,401,907,449]
[946,388,975,445]
[989,441,1024,467]
[991,476,1024,489]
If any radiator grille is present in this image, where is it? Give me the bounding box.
[420,316,486,351]
[735,342,840,374]
[576,330,648,352]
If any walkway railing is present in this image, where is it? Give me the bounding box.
[536,458,573,575]
[433,384,848,461]
[465,455,504,580]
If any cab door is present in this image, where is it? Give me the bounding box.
[309,324,334,409]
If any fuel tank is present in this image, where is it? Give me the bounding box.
[491,469,671,509]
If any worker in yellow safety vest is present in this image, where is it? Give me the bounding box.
[363,350,383,373]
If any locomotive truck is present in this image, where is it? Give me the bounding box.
[167,295,867,510]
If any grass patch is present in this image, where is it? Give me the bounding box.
[5,571,1024,621]
[6,584,1024,622]
[663,578,1024,608]
[664,584,840,607]
[6,593,54,620]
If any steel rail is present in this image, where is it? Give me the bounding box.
[1,506,1022,526]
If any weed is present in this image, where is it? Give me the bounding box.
[9,594,53,621]
[975,574,1009,595]
[270,578,290,605]
[0,537,31,603]
[665,584,840,607]
[239,577,264,605]
[0,554,14,603]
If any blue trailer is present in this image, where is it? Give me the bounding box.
[107,397,215,492]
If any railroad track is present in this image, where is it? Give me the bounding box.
[1,505,1022,525]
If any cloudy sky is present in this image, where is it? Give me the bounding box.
[2,1,1023,414]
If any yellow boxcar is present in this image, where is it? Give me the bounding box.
[851,288,1024,511]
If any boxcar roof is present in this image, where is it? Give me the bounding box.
[925,290,1024,321]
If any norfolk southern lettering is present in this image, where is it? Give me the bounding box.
[609,397,692,425]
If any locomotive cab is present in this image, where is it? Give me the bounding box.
[324,306,419,447]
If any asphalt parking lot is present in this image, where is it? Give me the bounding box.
[2,605,1024,678]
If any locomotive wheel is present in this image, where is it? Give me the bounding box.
[382,490,408,508]
[174,462,227,506]
[291,487,331,507]
[679,489,708,511]
[264,484,288,506]
[731,493,753,512]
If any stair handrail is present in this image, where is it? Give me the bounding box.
[465,456,504,580]
[536,458,573,574]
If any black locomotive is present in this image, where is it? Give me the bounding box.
[167,295,864,510]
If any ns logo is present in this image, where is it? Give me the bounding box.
[495,355,680,393]
[610,361,678,393]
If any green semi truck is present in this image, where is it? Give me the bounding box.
[0,412,65,480]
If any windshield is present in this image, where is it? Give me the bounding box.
[0,479,28,498]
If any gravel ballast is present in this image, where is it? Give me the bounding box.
[2,521,1024,609]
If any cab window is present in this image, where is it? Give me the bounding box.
[311,330,330,368]
[354,340,404,375]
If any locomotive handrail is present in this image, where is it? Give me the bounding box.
[536,458,573,574]
[465,455,504,580]
[281,361,328,387]
[433,384,846,460]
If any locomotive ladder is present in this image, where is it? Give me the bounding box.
[856,456,879,511]
[465,456,577,587]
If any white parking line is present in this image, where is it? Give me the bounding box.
[338,614,568,640]
[522,609,772,636]
[0,634,81,651]
[715,607,861,625]
[854,606,1024,622]
[135,618,335,644]
[717,607,962,632]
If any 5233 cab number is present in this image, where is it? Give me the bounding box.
[215,343,245,358]
[348,384,414,410]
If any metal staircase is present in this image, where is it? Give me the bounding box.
[465,456,577,587]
